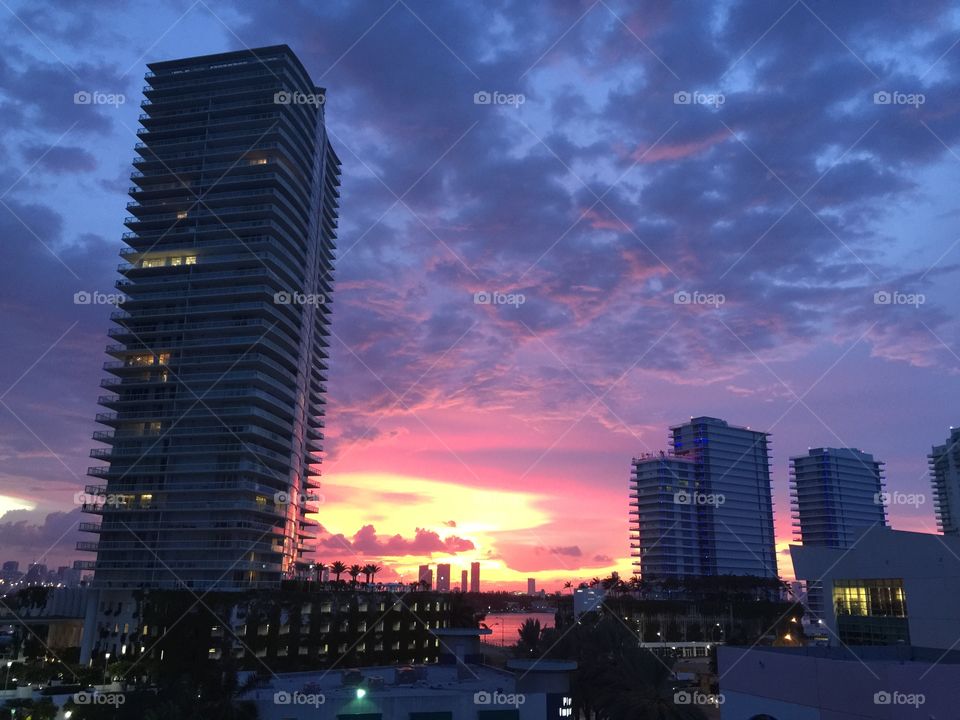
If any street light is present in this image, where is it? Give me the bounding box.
[3,660,12,692]
[103,652,111,686]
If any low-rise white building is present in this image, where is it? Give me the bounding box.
[790,526,960,649]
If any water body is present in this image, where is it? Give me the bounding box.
[480,612,556,647]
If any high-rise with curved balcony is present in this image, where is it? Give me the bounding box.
[80,46,340,591]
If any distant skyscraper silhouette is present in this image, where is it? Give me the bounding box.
[436,563,451,592]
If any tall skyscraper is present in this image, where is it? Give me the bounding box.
[790,448,887,548]
[527,577,536,595]
[469,561,480,593]
[931,427,960,535]
[630,452,699,578]
[436,563,451,592]
[418,564,432,589]
[80,46,340,591]
[460,569,467,592]
[670,417,777,578]
[631,417,777,580]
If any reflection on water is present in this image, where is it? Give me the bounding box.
[480,612,556,647]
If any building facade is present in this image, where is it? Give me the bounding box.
[790,447,887,548]
[81,45,340,591]
[930,426,960,535]
[790,527,960,649]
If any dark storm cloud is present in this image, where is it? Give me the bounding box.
[19,144,97,173]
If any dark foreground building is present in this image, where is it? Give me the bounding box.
[81,45,340,592]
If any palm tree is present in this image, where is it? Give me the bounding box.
[348,564,363,585]
[362,563,381,584]
[314,562,326,584]
[516,618,543,656]
[563,581,573,594]
[330,561,347,584]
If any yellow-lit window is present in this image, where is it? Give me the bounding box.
[176,211,188,220]
[140,494,152,508]
[142,258,165,268]
[157,353,170,365]
[184,256,197,265]
[249,157,268,165]
[256,496,267,507]
[170,257,183,266]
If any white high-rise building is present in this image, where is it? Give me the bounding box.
[630,417,777,580]
[931,426,960,535]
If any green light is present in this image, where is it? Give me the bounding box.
[356,687,367,699]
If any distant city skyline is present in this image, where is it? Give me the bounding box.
[1,2,958,591]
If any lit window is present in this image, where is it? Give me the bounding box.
[170,257,183,266]
[184,256,197,265]
[176,211,188,220]
[142,258,165,268]
[249,158,268,165]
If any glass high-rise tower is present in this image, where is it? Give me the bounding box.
[670,416,777,578]
[790,448,887,548]
[630,417,778,580]
[80,46,340,591]
[930,426,960,536]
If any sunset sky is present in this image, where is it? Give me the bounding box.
[1,0,958,590]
